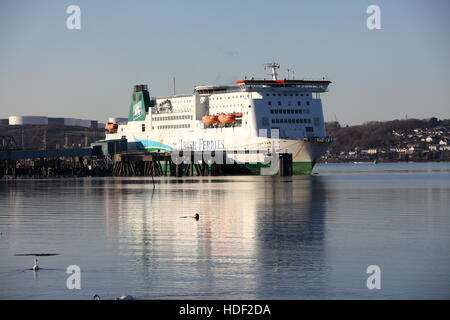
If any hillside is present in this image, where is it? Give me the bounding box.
[326,117,450,152]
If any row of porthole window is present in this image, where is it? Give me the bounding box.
[210,105,243,109]
[268,101,310,106]
[154,115,192,121]
[270,126,314,133]
[267,93,309,97]
[270,109,310,114]
[157,124,191,130]
[271,118,312,124]
[210,95,247,100]
[169,99,192,104]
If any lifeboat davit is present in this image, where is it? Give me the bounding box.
[202,115,219,125]
[218,114,236,123]
[105,123,118,131]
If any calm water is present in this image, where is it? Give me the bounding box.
[0,162,449,299]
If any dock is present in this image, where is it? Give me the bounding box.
[1,136,293,178]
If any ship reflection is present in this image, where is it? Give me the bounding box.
[254,176,328,298]
[103,176,327,298]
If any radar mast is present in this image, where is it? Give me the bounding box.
[264,62,280,80]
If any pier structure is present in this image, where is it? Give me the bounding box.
[0,146,109,178]
[111,151,238,177]
[1,145,293,178]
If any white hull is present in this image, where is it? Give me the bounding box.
[108,128,331,164]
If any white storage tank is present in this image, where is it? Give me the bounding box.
[63,118,93,128]
[63,118,76,127]
[64,118,79,127]
[80,119,91,128]
[108,117,128,124]
[9,116,48,125]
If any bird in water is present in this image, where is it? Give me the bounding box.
[32,259,39,271]
[180,213,199,220]
[116,295,134,300]
[92,294,134,300]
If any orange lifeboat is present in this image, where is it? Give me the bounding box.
[218,114,236,124]
[105,123,118,132]
[202,115,219,125]
[233,113,243,117]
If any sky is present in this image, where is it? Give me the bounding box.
[0,0,449,125]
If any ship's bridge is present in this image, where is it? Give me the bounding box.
[235,79,331,93]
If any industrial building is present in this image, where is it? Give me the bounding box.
[3,116,100,129]
[9,116,48,126]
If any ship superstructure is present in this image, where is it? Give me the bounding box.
[105,63,333,174]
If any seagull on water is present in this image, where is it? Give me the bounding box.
[32,259,39,271]
[116,295,134,300]
[92,294,134,300]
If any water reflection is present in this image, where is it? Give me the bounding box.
[254,177,328,298]
[1,163,449,299]
[99,176,328,299]
[102,177,263,298]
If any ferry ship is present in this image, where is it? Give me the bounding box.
[104,63,333,175]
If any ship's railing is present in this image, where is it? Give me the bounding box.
[238,83,330,93]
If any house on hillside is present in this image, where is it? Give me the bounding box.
[429,145,439,151]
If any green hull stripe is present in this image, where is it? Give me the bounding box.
[215,162,315,175]
[292,162,315,175]
[145,147,172,152]
[149,159,315,175]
